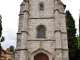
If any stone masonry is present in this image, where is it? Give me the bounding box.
[14,0,69,60]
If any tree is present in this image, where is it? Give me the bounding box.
[77,36,80,49]
[6,45,14,52]
[66,10,78,60]
[8,58,12,60]
[77,36,80,60]
[0,15,5,58]
[6,48,11,52]
[10,45,14,52]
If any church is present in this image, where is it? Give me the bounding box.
[14,0,69,60]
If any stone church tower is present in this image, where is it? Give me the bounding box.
[14,0,69,60]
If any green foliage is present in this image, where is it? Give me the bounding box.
[0,19,4,56]
[10,45,14,52]
[77,36,80,60]
[77,36,80,49]
[8,58,12,60]
[6,45,14,52]
[0,19,2,37]
[66,10,78,60]
[1,36,5,42]
[0,36,5,56]
[6,48,11,52]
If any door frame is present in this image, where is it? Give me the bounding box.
[34,53,49,60]
[30,50,52,60]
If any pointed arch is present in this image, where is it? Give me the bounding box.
[34,53,49,60]
[30,48,53,60]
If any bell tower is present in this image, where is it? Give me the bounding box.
[14,0,69,60]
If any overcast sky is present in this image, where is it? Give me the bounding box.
[0,0,79,49]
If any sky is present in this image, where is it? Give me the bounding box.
[0,0,79,49]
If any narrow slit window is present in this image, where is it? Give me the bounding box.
[40,4,44,10]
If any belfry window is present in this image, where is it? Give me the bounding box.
[37,25,46,38]
[40,4,44,10]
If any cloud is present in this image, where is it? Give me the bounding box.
[0,0,79,49]
[3,30,17,40]
[69,0,79,35]
[2,30,17,49]
[61,0,73,5]
[2,39,16,50]
[62,0,79,35]
[0,0,22,49]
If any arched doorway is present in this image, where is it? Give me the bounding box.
[34,53,49,60]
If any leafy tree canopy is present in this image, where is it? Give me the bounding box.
[6,45,14,52]
[0,15,5,57]
[10,45,14,52]
[77,36,80,50]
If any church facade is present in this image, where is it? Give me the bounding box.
[14,0,69,60]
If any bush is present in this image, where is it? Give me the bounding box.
[8,58,12,60]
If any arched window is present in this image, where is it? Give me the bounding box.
[37,25,46,38]
[40,3,44,10]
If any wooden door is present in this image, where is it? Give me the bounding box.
[34,53,49,60]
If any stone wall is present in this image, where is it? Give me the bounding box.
[14,0,69,60]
